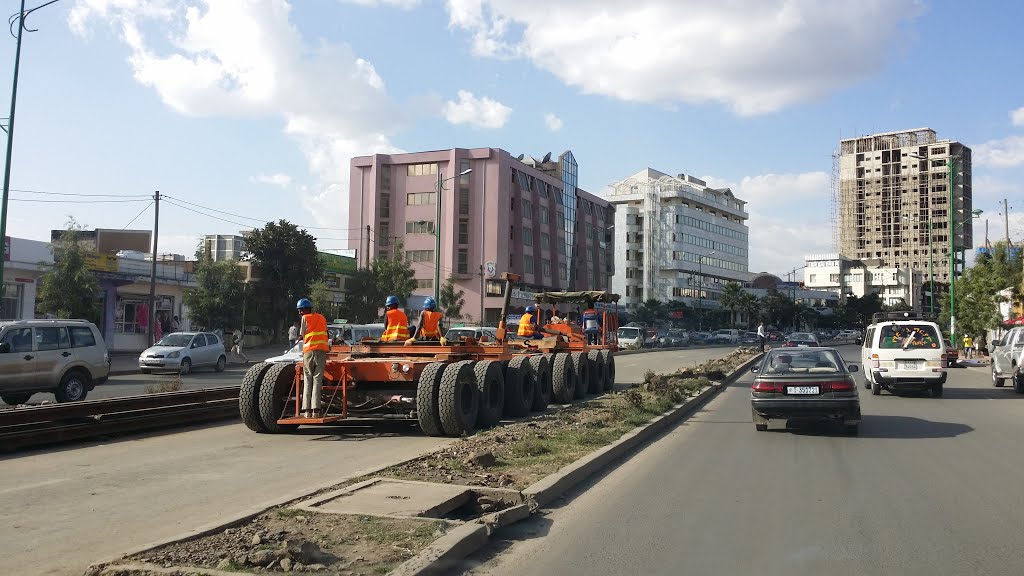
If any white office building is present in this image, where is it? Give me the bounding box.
[603,168,751,312]
[804,253,922,309]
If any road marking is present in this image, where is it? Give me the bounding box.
[0,478,67,495]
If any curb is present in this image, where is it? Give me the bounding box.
[391,351,765,576]
[108,362,265,377]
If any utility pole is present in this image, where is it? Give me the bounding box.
[364,224,371,269]
[0,0,28,292]
[148,191,160,346]
[1003,198,1011,246]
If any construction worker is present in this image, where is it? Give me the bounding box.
[406,297,446,345]
[381,295,410,342]
[581,299,601,345]
[296,298,329,418]
[518,305,538,340]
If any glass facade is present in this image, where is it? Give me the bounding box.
[561,151,578,289]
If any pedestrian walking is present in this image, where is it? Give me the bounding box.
[171,315,180,332]
[297,298,329,418]
[963,334,974,359]
[231,328,249,363]
[757,322,766,352]
[288,322,299,348]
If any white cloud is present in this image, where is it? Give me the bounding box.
[250,172,292,187]
[544,112,563,132]
[1011,106,1024,127]
[70,0,402,228]
[973,135,1024,168]
[702,171,832,274]
[446,0,922,115]
[442,90,512,129]
[340,0,420,7]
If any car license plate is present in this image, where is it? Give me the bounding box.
[901,361,919,370]
[787,386,819,395]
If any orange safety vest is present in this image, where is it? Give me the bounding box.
[302,313,329,352]
[418,310,442,339]
[517,313,536,337]
[382,308,410,341]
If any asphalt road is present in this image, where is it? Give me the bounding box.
[463,345,1024,576]
[0,347,736,575]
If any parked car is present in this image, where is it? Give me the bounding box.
[138,332,228,375]
[690,331,713,345]
[784,332,820,347]
[739,331,759,345]
[836,329,861,341]
[266,341,302,364]
[617,326,645,349]
[750,347,861,434]
[860,311,946,397]
[334,323,386,344]
[943,339,959,368]
[0,319,110,405]
[659,329,690,348]
[445,326,498,342]
[990,326,1024,392]
[711,329,739,344]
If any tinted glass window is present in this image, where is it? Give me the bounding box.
[69,326,97,348]
[2,327,33,353]
[36,327,70,351]
[192,334,208,348]
[205,333,220,345]
[879,324,941,350]
[765,349,842,374]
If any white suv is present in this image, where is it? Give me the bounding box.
[0,319,110,405]
[860,312,947,397]
[990,326,1024,392]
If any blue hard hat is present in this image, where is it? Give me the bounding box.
[525,305,535,313]
[296,298,312,310]
[423,297,437,311]
[385,295,399,307]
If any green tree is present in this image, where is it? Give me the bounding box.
[36,219,101,323]
[344,242,417,323]
[759,288,795,329]
[719,281,744,327]
[634,299,664,327]
[183,251,245,331]
[244,220,324,334]
[439,274,465,320]
[738,292,760,327]
[344,268,380,324]
[953,242,1022,340]
[885,299,913,312]
[310,280,332,316]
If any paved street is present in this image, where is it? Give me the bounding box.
[0,347,729,575]
[463,345,1024,576]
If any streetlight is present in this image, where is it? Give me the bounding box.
[697,250,715,331]
[903,214,935,316]
[433,167,472,303]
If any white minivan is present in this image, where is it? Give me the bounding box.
[617,326,645,349]
[860,312,947,397]
[990,326,1024,392]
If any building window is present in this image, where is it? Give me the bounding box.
[407,250,435,263]
[458,159,471,216]
[458,220,469,245]
[406,163,438,176]
[457,249,468,274]
[379,193,390,218]
[540,207,549,224]
[523,199,533,220]
[541,232,550,250]
[809,274,817,283]
[587,248,594,261]
[0,283,24,320]
[559,266,567,280]
[523,227,533,246]
[539,182,549,198]
[378,222,390,246]
[406,220,435,234]
[407,192,436,205]
[557,240,565,255]
[486,280,505,296]
[542,259,551,278]
[524,255,535,274]
[415,279,434,289]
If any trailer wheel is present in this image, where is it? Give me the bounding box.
[587,351,606,393]
[570,352,589,399]
[529,355,552,412]
[416,362,447,437]
[600,351,616,391]
[258,362,300,433]
[439,360,479,437]
[474,360,505,428]
[504,356,537,417]
[240,362,273,432]
[551,353,576,404]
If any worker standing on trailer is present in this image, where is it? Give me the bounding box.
[518,305,538,339]
[381,295,410,342]
[297,298,329,418]
[406,297,445,345]
[582,299,602,345]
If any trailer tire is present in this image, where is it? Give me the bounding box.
[439,360,479,436]
[600,351,615,391]
[240,362,273,432]
[416,362,447,437]
[570,352,589,399]
[258,362,300,433]
[587,351,606,393]
[504,356,536,417]
[551,353,576,404]
[474,360,505,428]
[529,355,552,412]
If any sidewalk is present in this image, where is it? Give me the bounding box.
[109,345,289,376]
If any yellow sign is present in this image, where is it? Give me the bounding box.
[84,253,118,272]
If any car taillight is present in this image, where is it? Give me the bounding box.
[752,381,782,393]
[821,379,854,392]
[785,341,795,347]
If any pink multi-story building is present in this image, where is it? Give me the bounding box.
[349,148,615,325]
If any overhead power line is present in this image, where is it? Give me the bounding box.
[8,197,149,204]
[121,201,153,230]
[163,193,364,232]
[10,188,150,198]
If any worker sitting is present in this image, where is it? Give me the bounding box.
[406,297,446,345]
[518,306,539,340]
[581,300,602,346]
[380,296,410,342]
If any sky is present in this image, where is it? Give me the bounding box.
[1,0,1023,275]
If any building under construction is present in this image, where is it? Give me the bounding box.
[838,128,973,285]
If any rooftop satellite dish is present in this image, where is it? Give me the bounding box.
[542,152,552,163]
[516,154,525,160]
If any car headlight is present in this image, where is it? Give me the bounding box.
[168,351,181,358]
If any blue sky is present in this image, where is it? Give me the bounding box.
[2,0,1022,274]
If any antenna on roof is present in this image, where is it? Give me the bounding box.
[542,152,551,163]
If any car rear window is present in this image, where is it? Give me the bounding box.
[879,323,941,350]
[764,349,843,374]
[68,326,97,348]
[617,328,642,339]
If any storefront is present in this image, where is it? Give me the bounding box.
[1,237,52,320]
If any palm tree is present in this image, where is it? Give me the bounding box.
[739,292,760,327]
[719,282,744,327]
